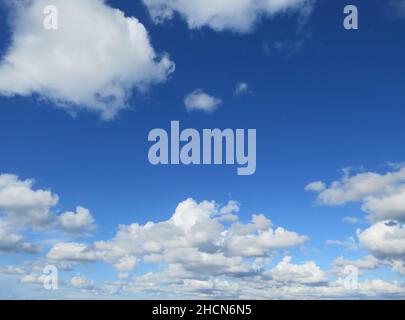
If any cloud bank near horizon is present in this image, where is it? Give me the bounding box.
[1,168,405,299]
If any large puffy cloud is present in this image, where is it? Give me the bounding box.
[357,221,405,260]
[357,221,405,275]
[142,0,314,33]
[0,0,174,120]
[306,166,405,222]
[39,198,328,298]
[47,198,308,280]
[362,187,405,222]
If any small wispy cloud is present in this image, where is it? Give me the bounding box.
[234,82,250,96]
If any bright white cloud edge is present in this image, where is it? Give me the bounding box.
[0,0,175,120]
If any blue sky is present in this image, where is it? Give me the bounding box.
[0,0,405,299]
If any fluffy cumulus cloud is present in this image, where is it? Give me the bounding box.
[0,220,38,253]
[47,242,103,262]
[58,207,96,235]
[0,173,95,253]
[113,255,137,273]
[0,174,58,229]
[184,89,222,113]
[358,221,405,261]
[38,198,405,299]
[0,0,174,120]
[356,221,405,276]
[47,199,308,278]
[263,256,326,285]
[142,0,314,33]
[0,173,57,253]
[306,166,405,222]
[307,165,405,278]
[225,215,308,257]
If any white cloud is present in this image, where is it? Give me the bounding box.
[59,207,96,235]
[113,255,137,272]
[263,256,326,284]
[4,192,404,299]
[391,260,405,276]
[20,273,46,284]
[0,214,39,254]
[0,265,26,275]
[234,82,249,96]
[123,264,405,299]
[362,187,405,222]
[342,216,362,224]
[355,279,405,297]
[306,167,405,206]
[0,173,97,254]
[156,248,249,276]
[332,255,380,275]
[142,0,314,33]
[47,198,308,281]
[184,89,222,113]
[225,220,308,257]
[47,242,103,262]
[70,274,95,290]
[0,174,58,229]
[0,224,38,253]
[0,0,175,120]
[306,166,405,222]
[325,236,358,251]
[116,199,306,259]
[219,200,240,215]
[305,181,325,192]
[307,166,405,278]
[357,221,405,260]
